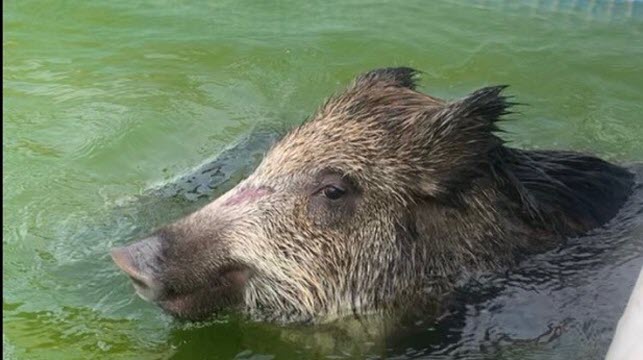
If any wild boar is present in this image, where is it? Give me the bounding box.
[111,67,634,324]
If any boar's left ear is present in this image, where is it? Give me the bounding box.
[413,85,514,198]
[353,67,421,90]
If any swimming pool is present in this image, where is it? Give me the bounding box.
[4,1,642,359]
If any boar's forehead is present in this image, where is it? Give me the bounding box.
[251,84,446,192]
[256,118,431,181]
[254,122,392,185]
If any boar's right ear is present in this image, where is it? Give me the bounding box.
[353,67,421,90]
[413,85,514,198]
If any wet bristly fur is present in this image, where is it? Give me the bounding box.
[140,67,634,324]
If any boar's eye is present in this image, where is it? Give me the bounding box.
[322,185,346,200]
[308,173,357,227]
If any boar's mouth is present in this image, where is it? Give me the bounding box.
[156,264,250,321]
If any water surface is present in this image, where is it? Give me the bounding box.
[3,1,643,359]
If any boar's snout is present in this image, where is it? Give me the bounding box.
[110,219,252,320]
[111,236,164,302]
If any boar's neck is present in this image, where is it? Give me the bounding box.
[409,147,634,287]
[491,147,634,236]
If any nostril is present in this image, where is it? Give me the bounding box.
[129,275,149,290]
[111,247,135,275]
[110,246,163,302]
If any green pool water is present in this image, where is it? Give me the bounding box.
[3,1,643,359]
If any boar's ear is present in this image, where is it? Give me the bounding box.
[353,67,421,90]
[414,85,514,198]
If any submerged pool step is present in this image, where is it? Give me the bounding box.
[605,265,643,360]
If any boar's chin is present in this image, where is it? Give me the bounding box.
[156,266,250,321]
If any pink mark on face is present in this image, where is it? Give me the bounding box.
[223,186,273,207]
